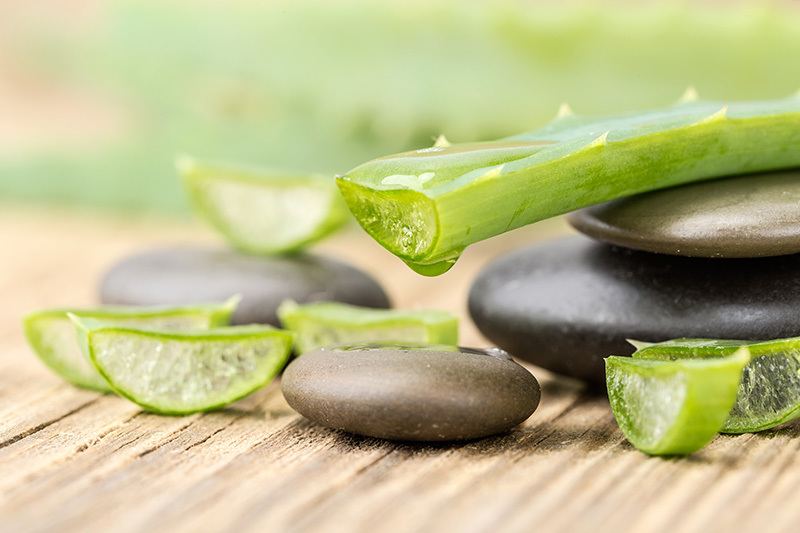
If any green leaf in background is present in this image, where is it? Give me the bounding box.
[1,0,799,213]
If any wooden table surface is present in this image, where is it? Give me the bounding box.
[3,206,800,533]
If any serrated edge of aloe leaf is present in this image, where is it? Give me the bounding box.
[24,295,241,326]
[178,155,350,255]
[69,316,280,339]
[71,317,293,415]
[339,94,800,275]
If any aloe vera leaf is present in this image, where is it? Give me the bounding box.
[179,157,351,255]
[337,93,800,275]
[606,348,749,456]
[22,296,240,392]
[632,336,800,433]
[276,300,458,354]
[70,317,293,414]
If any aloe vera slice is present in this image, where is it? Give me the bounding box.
[632,336,800,433]
[70,317,292,414]
[606,348,749,456]
[277,300,458,355]
[22,297,239,393]
[338,93,800,275]
[179,157,350,255]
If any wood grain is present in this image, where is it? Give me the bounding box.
[3,206,800,533]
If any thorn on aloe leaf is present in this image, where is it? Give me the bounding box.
[697,105,728,125]
[626,339,654,351]
[556,102,574,118]
[480,164,505,180]
[433,134,451,148]
[589,131,610,148]
[679,86,700,103]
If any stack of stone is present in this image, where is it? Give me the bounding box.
[469,171,800,383]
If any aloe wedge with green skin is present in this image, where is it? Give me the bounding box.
[632,337,800,434]
[22,297,240,392]
[70,317,293,415]
[277,300,458,355]
[179,157,351,255]
[606,348,749,456]
[337,93,800,275]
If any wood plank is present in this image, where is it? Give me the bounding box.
[4,207,800,533]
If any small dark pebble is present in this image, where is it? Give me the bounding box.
[100,247,390,325]
[281,343,541,441]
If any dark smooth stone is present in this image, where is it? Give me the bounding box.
[568,171,800,258]
[468,236,800,383]
[100,247,390,326]
[281,343,541,441]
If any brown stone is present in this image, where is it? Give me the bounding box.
[281,343,541,441]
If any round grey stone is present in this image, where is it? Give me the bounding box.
[568,171,800,258]
[281,343,541,441]
[469,236,800,384]
[100,247,390,326]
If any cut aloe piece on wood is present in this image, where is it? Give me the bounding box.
[337,93,800,275]
[22,297,239,393]
[70,317,292,414]
[606,348,749,456]
[277,300,458,355]
[179,156,350,255]
[633,337,800,433]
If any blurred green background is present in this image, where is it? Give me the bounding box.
[1,0,798,214]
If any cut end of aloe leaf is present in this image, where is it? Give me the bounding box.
[336,177,439,265]
[180,157,350,255]
[75,320,292,414]
[725,345,800,433]
[606,348,749,456]
[23,311,112,392]
[634,336,800,434]
[23,299,240,393]
[277,300,458,355]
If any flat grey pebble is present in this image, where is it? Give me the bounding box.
[469,236,800,383]
[568,171,800,258]
[100,247,390,325]
[281,343,541,441]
